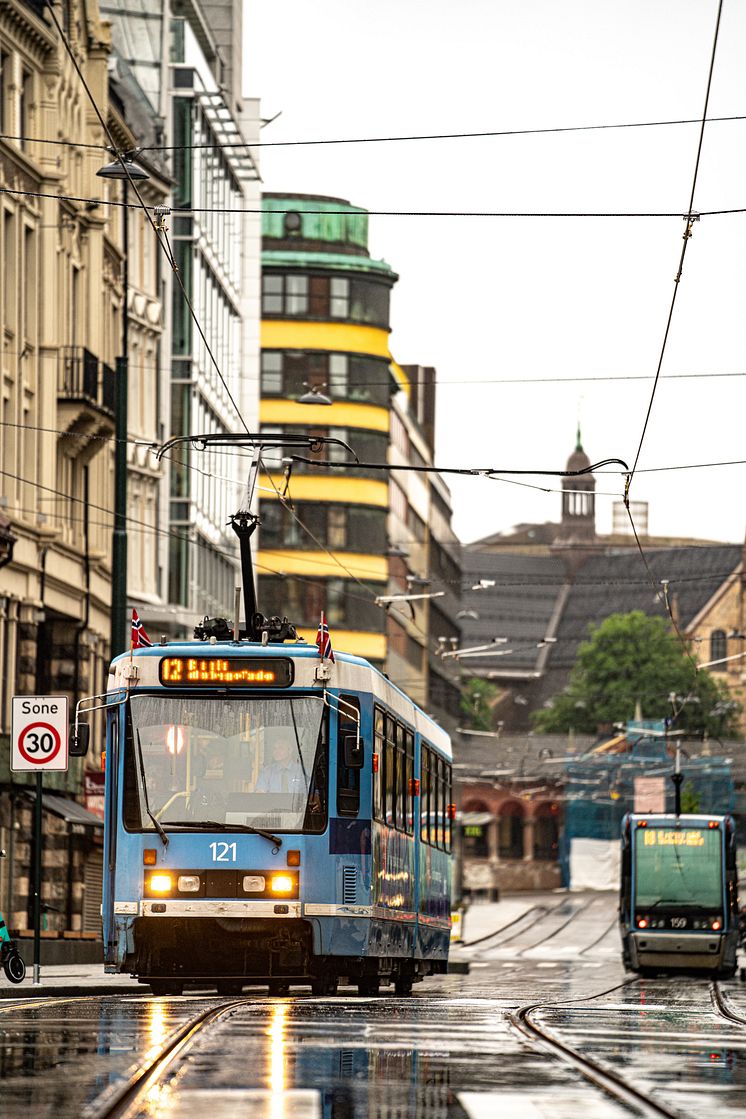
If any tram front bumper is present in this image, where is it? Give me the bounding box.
[630,930,725,970]
[131,899,302,918]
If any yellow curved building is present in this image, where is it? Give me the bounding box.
[257,194,404,664]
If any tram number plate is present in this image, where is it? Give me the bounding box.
[670,917,688,928]
[209,841,237,862]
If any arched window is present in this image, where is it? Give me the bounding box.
[710,629,727,667]
[534,803,560,861]
[498,801,524,859]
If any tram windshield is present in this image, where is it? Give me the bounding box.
[126,695,326,833]
[634,827,723,909]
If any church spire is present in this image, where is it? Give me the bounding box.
[575,422,583,452]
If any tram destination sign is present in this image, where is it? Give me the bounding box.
[159,656,294,688]
[11,696,69,772]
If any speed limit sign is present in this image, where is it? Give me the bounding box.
[11,696,69,772]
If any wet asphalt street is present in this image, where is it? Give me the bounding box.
[2,893,746,1118]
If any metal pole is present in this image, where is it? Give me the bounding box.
[111,182,128,657]
[32,772,42,984]
[672,742,683,817]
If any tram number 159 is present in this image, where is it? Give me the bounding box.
[670,917,688,929]
[209,841,237,862]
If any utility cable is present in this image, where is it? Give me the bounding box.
[5,182,746,219]
[628,0,724,486]
[5,111,746,155]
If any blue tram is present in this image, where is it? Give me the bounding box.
[96,643,452,995]
[619,812,740,977]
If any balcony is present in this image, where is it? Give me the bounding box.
[58,348,116,422]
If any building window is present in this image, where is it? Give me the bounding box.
[534,804,560,861]
[19,69,33,149]
[498,802,524,859]
[710,629,727,668]
[0,52,8,133]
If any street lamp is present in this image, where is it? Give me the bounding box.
[96,156,150,655]
[298,383,332,405]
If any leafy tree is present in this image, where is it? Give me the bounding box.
[532,610,740,737]
[680,780,701,813]
[460,678,499,731]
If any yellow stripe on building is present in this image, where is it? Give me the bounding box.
[261,319,410,398]
[258,549,388,581]
[260,398,389,433]
[259,474,389,507]
[295,628,387,662]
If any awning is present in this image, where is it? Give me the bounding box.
[461,812,493,827]
[42,794,103,830]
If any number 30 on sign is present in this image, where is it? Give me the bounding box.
[11,696,69,772]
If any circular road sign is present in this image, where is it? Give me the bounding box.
[17,721,62,766]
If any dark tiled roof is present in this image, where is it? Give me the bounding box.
[459,543,742,715]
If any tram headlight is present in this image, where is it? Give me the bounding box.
[177,875,201,893]
[269,874,295,895]
[637,917,649,929]
[148,874,173,894]
[711,918,723,931]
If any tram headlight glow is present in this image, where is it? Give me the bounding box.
[149,874,173,894]
[711,918,723,931]
[637,917,649,929]
[269,874,295,895]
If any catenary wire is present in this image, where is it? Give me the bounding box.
[628,0,724,485]
[5,183,746,219]
[5,112,746,155]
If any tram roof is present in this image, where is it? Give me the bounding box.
[108,641,452,759]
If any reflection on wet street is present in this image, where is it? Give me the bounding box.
[2,895,746,1118]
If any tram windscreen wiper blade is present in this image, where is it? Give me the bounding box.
[165,820,283,847]
[648,899,705,908]
[135,730,169,847]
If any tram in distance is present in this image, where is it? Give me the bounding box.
[619,812,741,978]
[82,637,452,996]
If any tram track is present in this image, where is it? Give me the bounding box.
[710,979,746,1026]
[82,997,245,1119]
[509,978,684,1119]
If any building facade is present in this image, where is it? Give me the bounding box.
[106,0,262,635]
[257,195,462,723]
[0,0,165,938]
[258,194,398,664]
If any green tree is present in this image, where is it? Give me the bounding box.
[532,610,740,737]
[680,780,701,813]
[460,678,499,731]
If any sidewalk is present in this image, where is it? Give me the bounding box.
[0,962,143,999]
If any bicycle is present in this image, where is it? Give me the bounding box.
[0,849,26,984]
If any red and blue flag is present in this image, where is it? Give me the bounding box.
[315,611,335,663]
[131,608,153,649]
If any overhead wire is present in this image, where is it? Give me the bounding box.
[5,112,746,157]
[627,0,724,486]
[5,182,746,219]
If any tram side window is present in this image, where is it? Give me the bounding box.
[395,723,406,831]
[373,707,385,820]
[404,730,414,835]
[445,761,452,853]
[421,746,431,845]
[336,694,361,817]
[384,714,397,827]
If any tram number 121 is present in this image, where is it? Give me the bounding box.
[209,841,237,862]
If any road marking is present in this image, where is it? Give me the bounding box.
[459,1092,623,1118]
[158,1090,321,1117]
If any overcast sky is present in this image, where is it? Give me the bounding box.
[246,0,746,547]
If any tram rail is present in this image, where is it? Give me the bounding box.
[710,979,746,1026]
[82,998,245,1119]
[509,979,682,1119]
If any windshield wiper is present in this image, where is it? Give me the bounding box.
[648,900,707,909]
[164,820,283,847]
[135,730,169,847]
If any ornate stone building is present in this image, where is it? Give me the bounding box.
[0,0,168,941]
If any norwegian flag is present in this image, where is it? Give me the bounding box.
[131,608,153,649]
[315,611,335,663]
